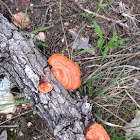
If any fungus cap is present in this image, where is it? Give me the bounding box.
[38,81,53,94]
[86,123,110,140]
[48,54,81,90]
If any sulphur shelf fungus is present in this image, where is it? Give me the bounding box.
[48,54,81,90]
[0,77,16,114]
[86,123,110,140]
[12,12,30,29]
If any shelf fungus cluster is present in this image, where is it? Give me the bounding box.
[86,123,110,140]
[48,54,81,90]
[38,54,81,93]
[37,54,111,139]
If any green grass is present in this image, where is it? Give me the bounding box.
[0,90,29,106]
[21,4,54,33]
[1,0,140,139]
[34,41,48,48]
[0,89,29,113]
[14,0,140,139]
[81,48,140,138]
[59,0,70,59]
[0,100,29,107]
[66,2,140,139]
[22,5,28,30]
[29,25,54,34]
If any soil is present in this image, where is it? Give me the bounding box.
[0,0,140,140]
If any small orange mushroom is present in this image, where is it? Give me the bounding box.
[48,54,81,90]
[38,81,53,94]
[86,123,110,140]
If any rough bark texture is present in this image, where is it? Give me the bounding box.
[0,13,94,140]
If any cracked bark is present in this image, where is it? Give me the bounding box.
[0,13,94,140]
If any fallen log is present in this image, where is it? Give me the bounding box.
[0,13,94,140]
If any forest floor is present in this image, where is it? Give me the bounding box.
[0,0,140,140]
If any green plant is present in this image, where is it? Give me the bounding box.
[29,25,54,34]
[76,12,139,139]
[92,21,130,60]
[22,5,28,29]
[59,0,70,59]
[34,41,48,48]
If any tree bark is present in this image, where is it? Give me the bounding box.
[0,13,94,140]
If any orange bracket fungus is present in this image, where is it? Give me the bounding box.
[48,54,81,90]
[38,80,53,94]
[86,123,110,140]
[38,68,53,94]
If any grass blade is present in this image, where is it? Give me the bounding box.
[22,5,28,30]
[29,25,54,34]
[93,21,103,37]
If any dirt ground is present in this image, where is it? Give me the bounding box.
[0,0,140,140]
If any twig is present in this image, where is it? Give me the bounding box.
[125,89,140,109]
[0,109,32,126]
[0,0,13,16]
[59,0,70,59]
[76,51,140,61]
[111,1,140,30]
[93,101,140,133]
[94,113,123,128]
[42,2,56,27]
[93,101,130,126]
[76,3,129,29]
[0,125,19,128]
[86,64,140,70]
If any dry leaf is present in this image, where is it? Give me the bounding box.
[123,110,140,140]
[19,0,30,6]
[68,29,95,55]
[0,77,16,114]
[12,12,30,29]
[0,130,7,140]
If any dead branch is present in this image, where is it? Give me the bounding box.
[76,2,129,29]
[0,13,94,140]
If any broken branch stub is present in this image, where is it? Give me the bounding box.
[0,13,94,140]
